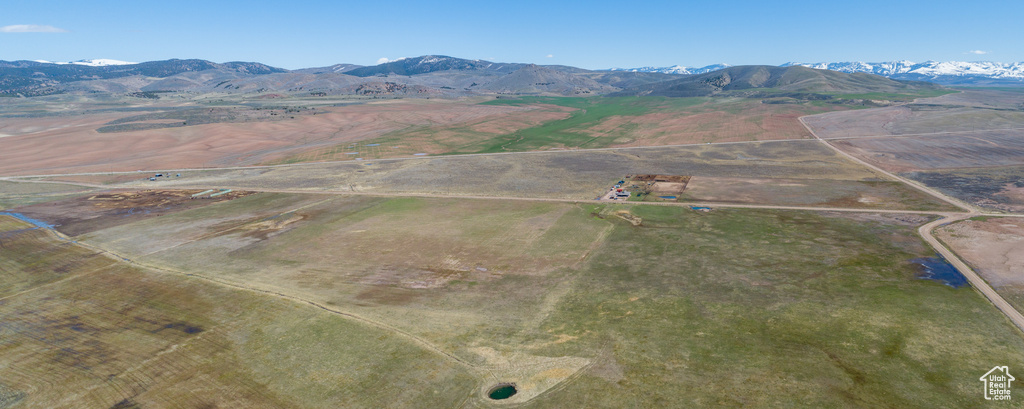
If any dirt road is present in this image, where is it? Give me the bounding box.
[800,114,1024,333]
[6,115,1024,334]
[919,214,1024,332]
[799,116,974,212]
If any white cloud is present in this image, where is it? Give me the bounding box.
[967,50,989,55]
[0,24,68,33]
[377,57,390,64]
[546,54,554,58]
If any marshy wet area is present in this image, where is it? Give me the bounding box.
[911,256,969,288]
[8,189,255,236]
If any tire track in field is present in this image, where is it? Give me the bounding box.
[138,196,337,257]
[801,112,1024,334]
[37,225,480,372]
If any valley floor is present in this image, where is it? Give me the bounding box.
[1,89,1023,408]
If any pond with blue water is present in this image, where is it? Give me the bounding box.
[911,256,969,288]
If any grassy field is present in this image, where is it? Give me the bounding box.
[0,214,477,409]
[7,194,1018,407]
[268,96,844,164]
[525,206,1024,408]
[4,83,1024,408]
[26,141,961,211]
[79,195,613,363]
[460,96,837,154]
[464,97,700,153]
[676,177,961,211]
[0,180,96,210]
[824,88,957,102]
[0,216,115,298]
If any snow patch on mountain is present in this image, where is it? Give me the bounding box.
[781,61,1024,80]
[607,64,731,75]
[609,61,1024,83]
[33,59,137,66]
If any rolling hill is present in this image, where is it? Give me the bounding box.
[477,64,616,95]
[0,59,287,96]
[0,56,954,98]
[344,55,525,77]
[613,61,1024,86]
[612,65,944,98]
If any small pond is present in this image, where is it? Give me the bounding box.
[488,384,517,400]
[911,256,969,288]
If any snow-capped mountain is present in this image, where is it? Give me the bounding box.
[607,64,731,75]
[606,60,1024,84]
[33,59,137,67]
[780,61,916,76]
[608,61,1024,84]
[782,61,1024,81]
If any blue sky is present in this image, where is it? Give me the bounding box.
[1,0,1020,70]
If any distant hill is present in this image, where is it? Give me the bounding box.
[291,63,364,74]
[607,64,732,75]
[612,65,943,98]
[0,59,287,96]
[0,55,618,97]
[611,61,1024,86]
[33,58,137,67]
[478,64,616,95]
[782,61,1024,86]
[344,55,525,77]
[1,56,960,98]
[579,71,682,89]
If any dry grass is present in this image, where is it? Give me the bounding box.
[267,104,576,164]
[0,99,548,175]
[28,140,965,211]
[0,216,477,409]
[803,89,1024,139]
[10,189,256,237]
[830,129,1024,172]
[901,166,1024,212]
[69,142,889,200]
[680,177,960,211]
[936,218,1024,312]
[0,180,97,210]
[80,196,611,362]
[0,216,115,298]
[7,198,1023,407]
[596,100,829,146]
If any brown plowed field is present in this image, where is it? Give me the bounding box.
[830,129,1024,172]
[802,90,1024,139]
[601,105,822,146]
[0,101,551,176]
[801,106,912,138]
[267,103,574,163]
[899,166,1024,212]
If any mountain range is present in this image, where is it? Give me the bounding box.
[611,61,1024,85]
[607,64,734,75]
[31,59,138,67]
[610,65,941,98]
[0,55,671,97]
[0,55,977,99]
